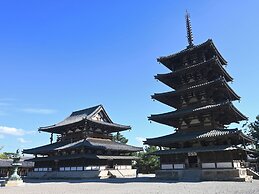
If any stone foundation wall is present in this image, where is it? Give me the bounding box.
[156,168,250,181]
[202,168,247,181]
[27,169,137,179]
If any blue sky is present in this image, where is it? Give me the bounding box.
[0,1,259,152]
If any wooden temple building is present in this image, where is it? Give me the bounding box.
[0,158,34,177]
[23,105,142,179]
[144,13,258,181]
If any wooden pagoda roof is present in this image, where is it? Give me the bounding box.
[23,137,142,155]
[150,145,251,156]
[157,39,227,70]
[144,128,255,147]
[155,56,233,89]
[149,101,247,128]
[38,105,131,134]
[152,77,240,109]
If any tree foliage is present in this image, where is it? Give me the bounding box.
[112,132,128,144]
[133,146,159,174]
[0,147,15,159]
[0,146,8,159]
[247,115,259,148]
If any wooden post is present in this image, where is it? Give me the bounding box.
[50,133,53,144]
[214,152,217,169]
[230,151,234,168]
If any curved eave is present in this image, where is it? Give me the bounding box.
[214,57,233,82]
[23,139,142,155]
[155,57,233,89]
[229,104,248,121]
[152,78,240,109]
[26,154,140,162]
[157,40,212,70]
[222,81,240,100]
[149,101,247,127]
[152,77,238,99]
[39,119,85,134]
[237,131,257,143]
[38,118,131,134]
[86,119,131,132]
[23,141,67,155]
[157,39,227,70]
[209,39,228,65]
[144,129,254,147]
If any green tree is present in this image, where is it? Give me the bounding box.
[0,146,8,159]
[133,146,159,174]
[112,132,128,144]
[248,115,259,148]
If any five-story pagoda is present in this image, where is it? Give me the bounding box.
[145,13,257,181]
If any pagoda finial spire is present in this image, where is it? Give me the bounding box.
[185,11,194,48]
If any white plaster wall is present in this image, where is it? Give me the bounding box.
[114,165,132,170]
[161,164,173,170]
[174,164,185,169]
[201,163,216,169]
[34,168,52,172]
[233,161,241,168]
[216,162,232,168]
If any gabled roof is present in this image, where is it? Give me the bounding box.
[23,137,142,155]
[157,39,227,70]
[149,101,247,128]
[155,56,233,89]
[152,77,240,108]
[144,128,255,146]
[39,105,130,133]
[70,105,112,123]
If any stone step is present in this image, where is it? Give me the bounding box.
[247,168,259,179]
[108,170,124,178]
[232,175,253,182]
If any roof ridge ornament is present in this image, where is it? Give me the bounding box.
[185,11,194,48]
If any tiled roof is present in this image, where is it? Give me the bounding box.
[149,101,247,127]
[57,137,142,152]
[23,141,68,154]
[145,128,239,145]
[39,105,130,133]
[86,119,131,131]
[27,154,139,162]
[0,159,34,168]
[40,105,103,130]
[155,57,233,89]
[157,39,227,70]
[23,137,142,155]
[152,77,240,108]
[70,105,103,117]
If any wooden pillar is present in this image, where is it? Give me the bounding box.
[50,133,53,144]
[242,137,246,149]
[214,152,217,169]
[197,154,201,169]
[54,160,59,171]
[230,151,234,168]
